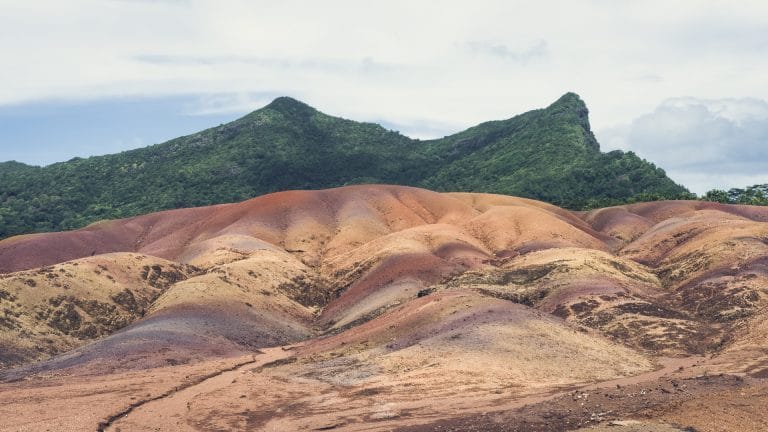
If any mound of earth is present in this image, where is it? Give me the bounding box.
[0,185,767,431]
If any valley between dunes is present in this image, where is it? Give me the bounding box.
[1,185,767,431]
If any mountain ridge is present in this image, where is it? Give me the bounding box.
[0,93,690,239]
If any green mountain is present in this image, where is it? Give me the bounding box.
[0,93,690,239]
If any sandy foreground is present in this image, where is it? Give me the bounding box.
[1,346,766,432]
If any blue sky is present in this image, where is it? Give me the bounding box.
[2,0,768,193]
[0,96,238,166]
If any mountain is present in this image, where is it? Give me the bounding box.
[0,93,690,239]
[1,185,767,431]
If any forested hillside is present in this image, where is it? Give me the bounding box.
[0,93,690,238]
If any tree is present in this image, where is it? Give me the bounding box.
[703,189,730,203]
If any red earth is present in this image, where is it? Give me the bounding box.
[1,185,767,431]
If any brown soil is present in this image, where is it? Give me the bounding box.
[1,185,768,431]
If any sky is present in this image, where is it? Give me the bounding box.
[1,0,767,194]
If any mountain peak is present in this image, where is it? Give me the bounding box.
[547,92,587,112]
[0,160,35,173]
[0,160,30,167]
[263,96,316,115]
[544,92,591,131]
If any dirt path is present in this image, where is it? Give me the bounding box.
[578,355,707,391]
[101,353,707,432]
[101,346,296,432]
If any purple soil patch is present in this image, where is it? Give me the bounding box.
[0,302,310,380]
[320,252,460,324]
[535,278,634,313]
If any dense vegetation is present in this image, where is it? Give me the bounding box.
[702,184,768,206]
[0,93,691,239]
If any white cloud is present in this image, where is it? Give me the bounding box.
[463,40,549,64]
[182,92,281,116]
[3,0,768,183]
[597,97,768,194]
[3,1,766,124]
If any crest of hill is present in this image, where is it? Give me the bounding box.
[0,94,688,239]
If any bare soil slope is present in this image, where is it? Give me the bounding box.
[1,185,767,431]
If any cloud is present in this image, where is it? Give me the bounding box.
[2,0,768,172]
[134,54,403,77]
[2,1,765,130]
[597,97,768,193]
[629,74,664,83]
[463,40,548,64]
[108,0,190,4]
[183,92,279,116]
[376,118,466,140]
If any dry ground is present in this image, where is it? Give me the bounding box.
[1,185,767,431]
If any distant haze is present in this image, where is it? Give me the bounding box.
[2,0,767,194]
